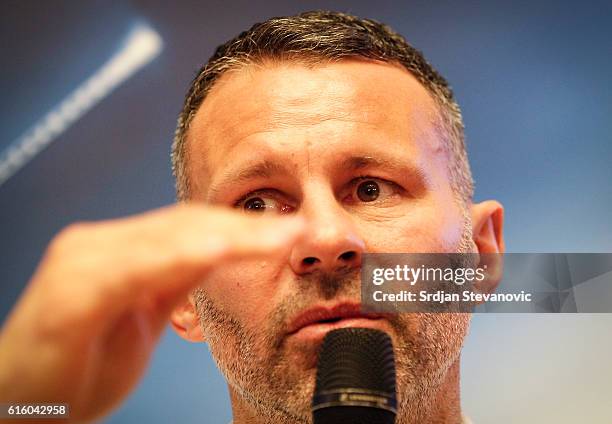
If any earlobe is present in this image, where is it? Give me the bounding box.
[170,297,206,343]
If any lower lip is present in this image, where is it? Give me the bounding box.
[288,317,389,344]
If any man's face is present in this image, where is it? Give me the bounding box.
[185,60,472,422]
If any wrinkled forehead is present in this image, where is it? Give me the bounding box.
[185,59,444,191]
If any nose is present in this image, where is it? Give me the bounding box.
[289,195,365,275]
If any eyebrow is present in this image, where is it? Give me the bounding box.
[340,155,410,172]
[206,160,289,202]
[339,155,430,185]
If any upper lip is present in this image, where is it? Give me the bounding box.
[286,302,386,335]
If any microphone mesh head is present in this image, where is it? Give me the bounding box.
[315,327,396,394]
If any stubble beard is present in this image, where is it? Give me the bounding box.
[194,210,475,424]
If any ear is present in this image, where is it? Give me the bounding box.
[470,200,505,298]
[471,200,505,254]
[170,294,205,343]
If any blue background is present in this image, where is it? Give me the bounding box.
[1,1,611,422]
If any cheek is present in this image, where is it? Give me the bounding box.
[200,259,282,325]
[363,197,466,253]
[433,200,467,250]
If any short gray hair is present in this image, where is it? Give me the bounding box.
[171,10,473,203]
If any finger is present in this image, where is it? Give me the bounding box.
[35,204,305,329]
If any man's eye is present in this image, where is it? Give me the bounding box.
[236,192,294,214]
[347,177,401,205]
[243,197,268,212]
[356,180,380,202]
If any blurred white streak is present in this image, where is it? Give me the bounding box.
[0,23,163,187]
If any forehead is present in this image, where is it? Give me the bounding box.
[186,59,443,194]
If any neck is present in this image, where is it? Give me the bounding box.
[229,358,463,424]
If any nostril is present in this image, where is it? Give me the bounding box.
[303,257,318,265]
[338,251,356,261]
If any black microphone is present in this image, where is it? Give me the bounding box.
[312,328,397,424]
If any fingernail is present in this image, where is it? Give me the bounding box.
[263,217,305,244]
[279,216,306,233]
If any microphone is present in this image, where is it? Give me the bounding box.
[312,328,397,424]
